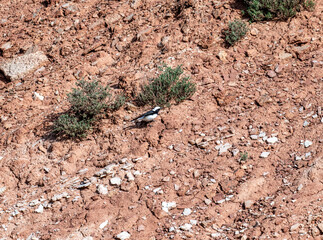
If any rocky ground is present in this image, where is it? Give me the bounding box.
[0,0,322,239]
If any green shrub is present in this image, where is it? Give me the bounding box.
[53,114,92,139]
[68,79,110,119]
[303,0,315,10]
[136,65,196,107]
[240,151,248,162]
[109,94,126,111]
[53,79,110,139]
[225,19,248,46]
[243,0,311,21]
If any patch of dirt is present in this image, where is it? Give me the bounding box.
[0,0,322,239]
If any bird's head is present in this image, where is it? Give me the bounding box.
[153,106,161,113]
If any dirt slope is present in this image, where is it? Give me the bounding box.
[0,0,322,239]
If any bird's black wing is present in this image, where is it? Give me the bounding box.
[131,109,155,122]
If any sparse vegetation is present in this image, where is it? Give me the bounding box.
[240,151,248,162]
[243,0,314,22]
[224,19,248,46]
[303,0,315,10]
[136,65,196,107]
[109,94,126,111]
[53,79,110,139]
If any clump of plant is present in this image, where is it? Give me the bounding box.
[224,19,248,46]
[136,65,196,107]
[240,151,248,162]
[303,0,315,10]
[243,0,314,22]
[109,94,126,111]
[53,79,110,139]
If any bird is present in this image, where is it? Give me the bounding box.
[131,106,161,123]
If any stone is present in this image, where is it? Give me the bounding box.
[250,28,259,36]
[304,140,312,148]
[217,50,227,61]
[137,225,145,232]
[204,199,212,205]
[278,52,293,60]
[180,223,192,231]
[0,51,48,81]
[126,172,135,181]
[260,152,270,158]
[183,208,192,216]
[162,201,176,212]
[244,200,254,209]
[290,223,302,232]
[267,70,277,78]
[116,231,131,240]
[110,177,122,186]
[99,220,109,229]
[35,204,44,213]
[215,142,232,155]
[266,137,278,144]
[97,184,108,195]
[33,92,44,101]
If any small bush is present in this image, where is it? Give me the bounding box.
[240,151,248,162]
[303,0,315,10]
[68,79,110,119]
[109,94,126,111]
[225,19,248,46]
[53,79,110,139]
[136,65,196,107]
[243,0,311,22]
[53,114,92,139]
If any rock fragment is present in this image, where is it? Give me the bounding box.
[116,231,131,240]
[110,177,122,186]
[0,51,48,80]
[260,152,270,158]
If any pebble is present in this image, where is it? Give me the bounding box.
[162,201,177,212]
[180,223,192,231]
[267,70,277,78]
[266,137,278,144]
[110,177,122,186]
[190,220,198,225]
[183,208,192,216]
[204,199,212,205]
[217,50,227,61]
[33,92,44,101]
[215,142,232,155]
[126,172,135,181]
[97,184,108,195]
[290,223,302,232]
[99,220,109,229]
[34,204,44,213]
[303,120,310,127]
[51,192,69,202]
[211,233,222,238]
[116,231,131,240]
[250,135,258,140]
[304,140,312,148]
[244,200,254,209]
[260,152,270,158]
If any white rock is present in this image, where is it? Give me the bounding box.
[304,140,312,148]
[215,143,232,155]
[258,132,266,137]
[180,223,192,231]
[126,172,135,181]
[97,184,108,195]
[162,201,177,212]
[99,220,109,229]
[204,199,212,205]
[260,152,270,158]
[250,135,258,140]
[116,231,130,240]
[183,208,192,216]
[0,186,6,195]
[110,177,122,186]
[211,233,222,238]
[34,204,44,213]
[190,219,197,225]
[33,92,44,100]
[266,137,278,144]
